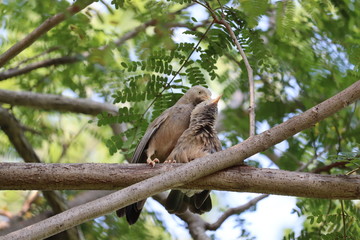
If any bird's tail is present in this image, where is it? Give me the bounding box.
[165,190,212,214]
[116,200,146,225]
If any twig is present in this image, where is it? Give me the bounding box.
[340,200,347,240]
[141,20,215,118]
[207,194,268,230]
[194,0,255,137]
[0,56,79,81]
[19,191,40,217]
[0,0,95,68]
[0,20,208,81]
[216,19,255,137]
[312,161,349,174]
[11,46,60,69]
[57,123,87,163]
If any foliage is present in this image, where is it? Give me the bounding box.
[0,0,360,239]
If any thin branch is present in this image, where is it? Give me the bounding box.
[0,89,118,115]
[312,161,349,174]
[207,194,268,230]
[0,210,13,219]
[141,20,215,118]
[19,191,40,217]
[154,192,268,239]
[0,163,359,200]
[217,19,255,137]
[0,8,207,81]
[340,200,347,240]
[0,88,126,142]
[2,80,360,240]
[57,123,87,163]
[11,46,60,69]
[0,56,79,81]
[0,0,95,68]
[194,1,255,136]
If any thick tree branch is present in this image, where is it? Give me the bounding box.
[0,163,359,200]
[3,80,360,240]
[0,89,118,115]
[0,107,41,163]
[0,0,95,67]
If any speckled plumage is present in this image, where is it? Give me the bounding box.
[116,86,211,225]
[165,96,221,215]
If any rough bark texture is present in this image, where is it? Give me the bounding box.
[0,163,359,199]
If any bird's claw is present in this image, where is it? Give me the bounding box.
[164,159,177,163]
[147,158,160,167]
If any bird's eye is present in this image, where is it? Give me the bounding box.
[198,91,201,94]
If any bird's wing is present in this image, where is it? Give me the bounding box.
[131,107,172,163]
[210,134,222,153]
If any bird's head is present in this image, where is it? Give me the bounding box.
[179,85,211,105]
[190,95,221,127]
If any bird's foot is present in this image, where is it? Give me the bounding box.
[164,159,177,163]
[147,158,159,167]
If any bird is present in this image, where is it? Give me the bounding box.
[116,86,212,224]
[164,95,222,215]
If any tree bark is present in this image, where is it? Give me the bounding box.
[0,163,359,199]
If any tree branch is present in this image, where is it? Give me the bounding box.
[0,107,41,163]
[3,80,360,240]
[0,191,113,235]
[0,56,79,81]
[207,194,268,230]
[0,163,359,200]
[0,0,95,67]
[0,107,82,240]
[217,18,255,137]
[0,16,208,81]
[194,0,255,136]
[0,89,118,115]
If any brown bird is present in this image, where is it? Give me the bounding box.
[165,95,222,215]
[116,86,211,224]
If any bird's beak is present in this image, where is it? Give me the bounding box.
[211,95,222,104]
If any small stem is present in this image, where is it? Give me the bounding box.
[194,0,255,137]
[217,19,255,137]
[340,200,347,240]
[141,20,215,118]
